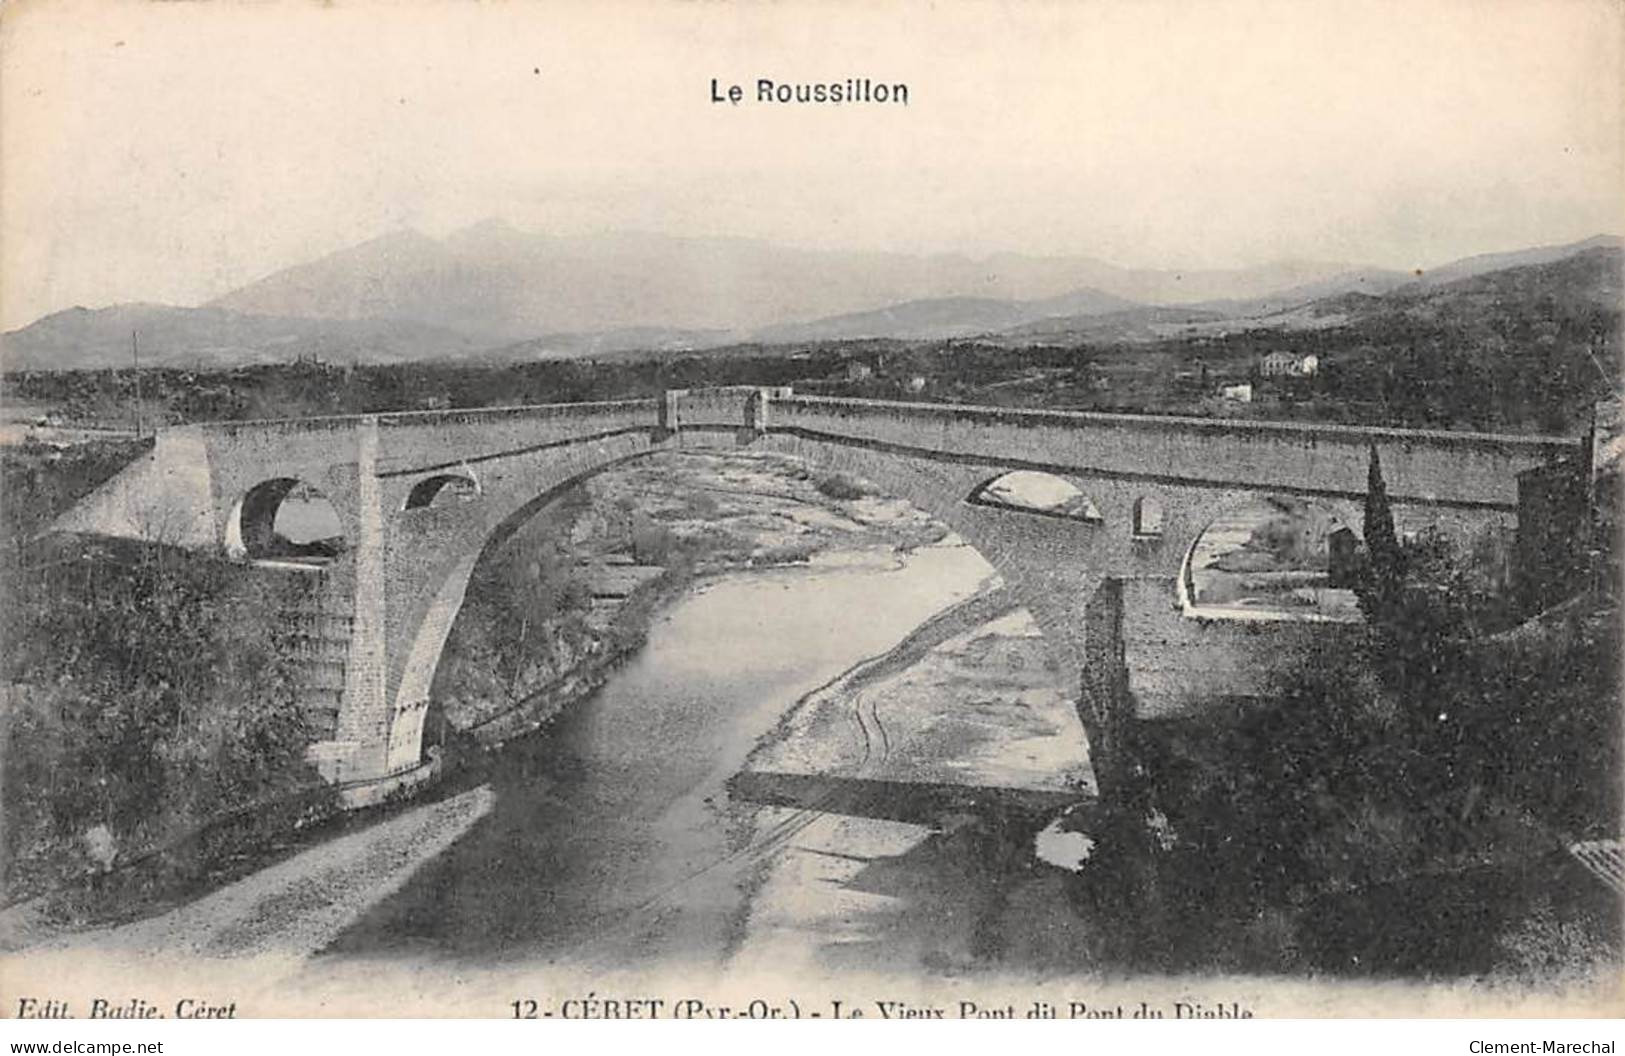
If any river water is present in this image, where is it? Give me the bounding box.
[323,540,994,968]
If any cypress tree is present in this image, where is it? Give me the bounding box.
[1362,443,1405,617]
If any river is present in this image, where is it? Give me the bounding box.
[321,540,995,969]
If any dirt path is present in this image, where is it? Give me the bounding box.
[21,787,494,966]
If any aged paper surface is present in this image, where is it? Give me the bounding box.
[1,0,1623,1020]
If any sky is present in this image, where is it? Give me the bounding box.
[1,0,1621,330]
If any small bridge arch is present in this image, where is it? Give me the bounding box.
[967,469,1104,523]
[403,471,481,511]
[1177,494,1366,622]
[224,476,346,563]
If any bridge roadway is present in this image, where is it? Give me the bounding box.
[51,387,1575,805]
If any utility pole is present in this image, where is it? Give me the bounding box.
[131,330,144,438]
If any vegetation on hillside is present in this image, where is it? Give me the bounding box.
[1,444,328,904]
[1,438,151,553]
[1,542,324,902]
[1093,446,1621,976]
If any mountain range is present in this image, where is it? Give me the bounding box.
[204,221,1378,338]
[1,224,1618,371]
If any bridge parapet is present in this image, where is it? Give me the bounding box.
[167,388,1570,515]
[205,398,659,437]
[770,395,1575,510]
[659,386,791,435]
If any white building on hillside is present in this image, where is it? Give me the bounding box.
[1261,351,1320,377]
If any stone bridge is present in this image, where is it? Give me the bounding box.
[51,387,1576,805]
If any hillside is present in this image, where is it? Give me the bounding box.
[1189,268,1413,318]
[480,326,739,362]
[754,288,1138,343]
[1000,304,1229,344]
[1408,234,1624,288]
[1378,243,1624,322]
[1252,245,1623,434]
[1238,244,1625,335]
[1193,236,1621,322]
[1,303,494,372]
[1039,240,1625,345]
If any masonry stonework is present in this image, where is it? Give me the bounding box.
[53,389,1564,807]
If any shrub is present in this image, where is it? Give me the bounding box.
[814,473,874,501]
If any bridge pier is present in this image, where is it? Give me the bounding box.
[310,416,443,807]
[659,389,684,434]
[746,387,771,433]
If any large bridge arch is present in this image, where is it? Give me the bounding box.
[375,436,1108,792]
[355,426,660,786]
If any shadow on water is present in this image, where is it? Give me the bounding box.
[804,812,1110,977]
[727,771,1082,829]
[317,701,661,962]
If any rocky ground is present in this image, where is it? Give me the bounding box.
[728,599,1101,979]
